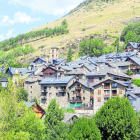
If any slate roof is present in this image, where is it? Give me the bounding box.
[7,68,31,76]
[129,42,140,49]
[51,46,59,49]
[64,113,78,123]
[54,58,65,65]
[64,69,85,75]
[39,76,74,85]
[126,56,140,66]
[92,79,128,88]
[61,66,74,71]
[24,101,35,108]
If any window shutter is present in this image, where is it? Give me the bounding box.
[98,90,101,95]
[119,89,122,94]
[98,97,101,102]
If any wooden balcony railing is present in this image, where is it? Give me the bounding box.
[112,93,117,96]
[104,93,110,97]
[104,86,110,89]
[70,99,82,103]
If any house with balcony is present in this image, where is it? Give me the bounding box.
[92,79,128,114]
[39,76,75,108]
[125,42,140,53]
[125,56,140,75]
[68,80,93,107]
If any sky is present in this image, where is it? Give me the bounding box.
[0,0,84,41]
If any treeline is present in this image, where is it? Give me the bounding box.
[79,38,116,57]
[0,44,35,66]
[0,19,69,52]
[120,22,140,44]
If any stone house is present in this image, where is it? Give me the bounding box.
[68,80,93,107]
[92,79,128,114]
[39,76,75,108]
[24,76,44,101]
[126,56,140,75]
[125,42,140,52]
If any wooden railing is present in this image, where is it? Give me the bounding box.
[104,86,110,89]
[104,93,110,97]
[112,93,117,96]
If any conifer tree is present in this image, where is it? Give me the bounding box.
[67,46,72,62]
[44,99,64,135]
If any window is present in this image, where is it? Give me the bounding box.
[98,97,101,102]
[52,55,54,58]
[52,49,54,53]
[83,97,85,100]
[119,89,122,94]
[49,93,52,97]
[31,86,32,88]
[31,91,32,93]
[56,87,58,89]
[112,83,117,88]
[73,91,74,94]
[83,90,85,93]
[99,77,102,80]
[98,90,101,95]
[56,93,58,97]
[49,86,51,90]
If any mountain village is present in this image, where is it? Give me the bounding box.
[5,41,140,117]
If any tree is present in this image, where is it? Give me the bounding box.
[68,117,101,140]
[94,96,138,140]
[0,82,45,139]
[126,69,133,76]
[47,122,74,140]
[16,87,28,101]
[67,46,72,62]
[61,19,68,28]
[82,28,86,31]
[44,98,64,135]
[132,79,140,87]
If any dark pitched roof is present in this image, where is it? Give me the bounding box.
[92,79,128,88]
[51,46,59,49]
[39,76,74,85]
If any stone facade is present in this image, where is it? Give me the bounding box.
[50,47,59,59]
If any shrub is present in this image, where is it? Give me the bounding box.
[68,117,101,140]
[41,45,44,48]
[82,28,86,31]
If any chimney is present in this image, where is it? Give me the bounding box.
[97,66,99,71]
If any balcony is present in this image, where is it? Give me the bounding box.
[104,93,110,97]
[112,93,117,97]
[70,99,82,103]
[104,86,110,89]
[58,89,67,93]
[41,89,48,93]
[41,96,47,100]
[76,93,81,96]
[75,87,81,90]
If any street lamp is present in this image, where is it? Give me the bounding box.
[1,76,8,88]
[0,60,11,88]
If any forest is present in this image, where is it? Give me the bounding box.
[0,19,69,52]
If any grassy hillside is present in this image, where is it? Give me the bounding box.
[4,0,140,64]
